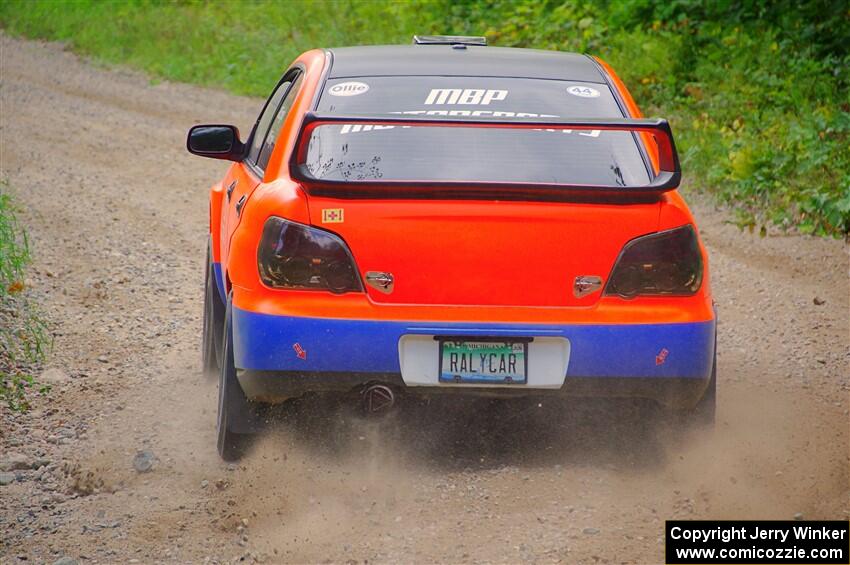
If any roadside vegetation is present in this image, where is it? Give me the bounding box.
[0,184,50,411]
[0,0,847,236]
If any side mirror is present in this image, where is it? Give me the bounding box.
[187,125,245,161]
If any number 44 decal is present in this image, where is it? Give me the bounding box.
[567,85,600,98]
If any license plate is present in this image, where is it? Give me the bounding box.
[438,339,528,384]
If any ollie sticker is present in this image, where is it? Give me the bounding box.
[567,85,600,98]
[328,81,370,97]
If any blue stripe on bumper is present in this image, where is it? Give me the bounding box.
[232,307,715,380]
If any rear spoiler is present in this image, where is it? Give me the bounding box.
[290,112,680,199]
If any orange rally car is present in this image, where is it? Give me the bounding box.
[188,35,715,461]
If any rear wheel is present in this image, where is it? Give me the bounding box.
[690,354,716,428]
[668,349,716,432]
[202,239,224,377]
[217,295,259,461]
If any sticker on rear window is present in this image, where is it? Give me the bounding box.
[567,85,600,98]
[424,88,508,105]
[328,81,370,97]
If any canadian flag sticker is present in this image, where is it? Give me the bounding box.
[322,208,344,223]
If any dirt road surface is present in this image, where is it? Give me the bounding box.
[1,35,848,564]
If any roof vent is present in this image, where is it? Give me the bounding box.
[413,35,487,46]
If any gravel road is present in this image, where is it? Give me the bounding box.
[1,35,848,564]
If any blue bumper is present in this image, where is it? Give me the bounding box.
[232,307,715,380]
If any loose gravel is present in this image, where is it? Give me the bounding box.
[1,34,848,564]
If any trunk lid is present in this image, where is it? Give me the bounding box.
[308,196,659,307]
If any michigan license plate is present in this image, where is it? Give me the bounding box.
[438,339,528,384]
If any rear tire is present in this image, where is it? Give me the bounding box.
[690,354,716,428]
[669,349,716,432]
[202,239,225,377]
[217,295,258,461]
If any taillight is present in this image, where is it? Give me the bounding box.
[605,225,703,299]
[257,217,362,294]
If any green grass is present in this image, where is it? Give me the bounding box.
[0,0,847,236]
[0,0,431,96]
[0,183,50,412]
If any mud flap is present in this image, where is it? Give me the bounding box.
[219,295,263,438]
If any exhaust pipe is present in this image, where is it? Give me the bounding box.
[360,383,395,415]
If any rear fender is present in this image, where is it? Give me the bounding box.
[226,179,310,292]
[658,191,712,302]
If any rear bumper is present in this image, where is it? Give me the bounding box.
[232,307,716,408]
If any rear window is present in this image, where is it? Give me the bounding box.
[310,76,651,187]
